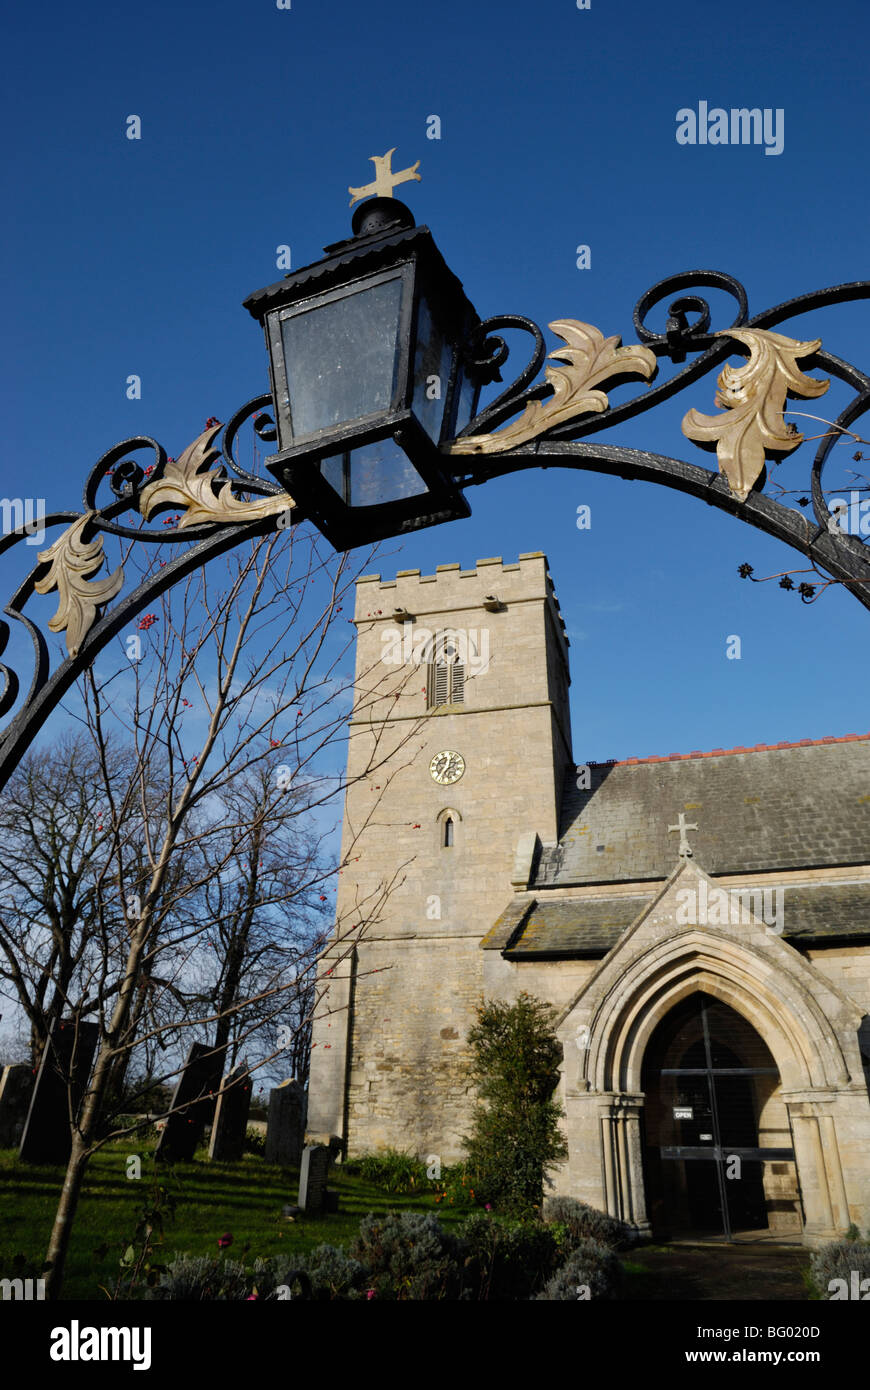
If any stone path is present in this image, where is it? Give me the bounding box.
[625,1241,810,1300]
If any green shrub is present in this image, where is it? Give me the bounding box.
[433,1164,479,1210]
[262,1245,367,1300]
[543,1195,633,1251]
[243,1127,266,1157]
[145,1253,253,1301]
[536,1239,623,1300]
[461,993,568,1217]
[458,1211,561,1300]
[808,1238,870,1299]
[344,1148,431,1194]
[349,1210,461,1300]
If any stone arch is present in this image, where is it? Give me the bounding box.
[555,917,869,1242]
[564,929,856,1097]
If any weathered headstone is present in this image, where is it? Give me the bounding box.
[208,1063,252,1162]
[0,1064,34,1149]
[297,1143,330,1214]
[264,1079,305,1166]
[155,1043,223,1162]
[19,1019,99,1163]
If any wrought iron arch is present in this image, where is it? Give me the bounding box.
[0,396,290,792]
[449,272,870,610]
[0,275,866,795]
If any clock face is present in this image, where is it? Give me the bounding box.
[429,750,465,786]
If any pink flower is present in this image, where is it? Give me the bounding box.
[366,1289,376,1301]
[217,1233,233,1249]
[485,1204,492,1212]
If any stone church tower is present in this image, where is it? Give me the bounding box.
[307,552,572,1159]
[308,552,870,1247]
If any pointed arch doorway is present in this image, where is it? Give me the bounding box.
[641,993,801,1241]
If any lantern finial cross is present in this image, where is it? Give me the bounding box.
[348,148,421,207]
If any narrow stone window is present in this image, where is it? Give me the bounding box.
[436,807,461,849]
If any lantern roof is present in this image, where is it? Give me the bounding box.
[242,197,477,332]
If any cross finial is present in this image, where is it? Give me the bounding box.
[668,811,699,858]
[348,148,422,207]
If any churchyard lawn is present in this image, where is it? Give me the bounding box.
[0,1141,470,1301]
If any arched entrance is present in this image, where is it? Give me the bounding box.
[641,992,800,1240]
[555,864,870,1245]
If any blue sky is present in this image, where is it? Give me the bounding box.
[1,0,868,764]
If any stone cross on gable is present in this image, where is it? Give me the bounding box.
[668,811,699,858]
[349,148,422,207]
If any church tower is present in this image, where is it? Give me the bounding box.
[307,552,572,1160]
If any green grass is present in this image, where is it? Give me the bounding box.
[0,1143,471,1301]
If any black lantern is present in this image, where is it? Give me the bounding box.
[243,198,484,549]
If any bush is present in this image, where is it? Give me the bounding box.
[344,1148,431,1194]
[543,1195,633,1251]
[145,1254,253,1301]
[433,1164,479,1210]
[243,1127,266,1157]
[349,1210,462,1300]
[262,1245,368,1301]
[536,1239,623,1301]
[461,993,568,1217]
[458,1211,561,1300]
[808,1237,870,1299]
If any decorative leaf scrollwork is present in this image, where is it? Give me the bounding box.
[34,514,124,658]
[681,328,830,502]
[33,422,293,659]
[449,320,657,455]
[139,424,293,528]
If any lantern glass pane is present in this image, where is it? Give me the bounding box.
[453,365,479,434]
[320,453,347,503]
[280,277,404,440]
[350,438,428,507]
[412,297,453,442]
[319,441,428,508]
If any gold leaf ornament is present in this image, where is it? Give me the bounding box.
[681,329,829,502]
[35,514,124,657]
[139,424,293,528]
[449,320,658,455]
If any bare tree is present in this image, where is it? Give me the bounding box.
[16,520,429,1298]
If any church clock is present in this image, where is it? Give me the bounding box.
[429,750,465,785]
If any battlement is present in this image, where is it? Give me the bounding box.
[353,553,569,654]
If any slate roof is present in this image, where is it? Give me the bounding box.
[483,881,870,958]
[535,735,870,886]
[482,895,654,956]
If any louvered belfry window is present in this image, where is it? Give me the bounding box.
[428,635,465,708]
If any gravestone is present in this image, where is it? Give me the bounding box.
[155,1042,224,1162]
[208,1063,252,1162]
[264,1079,305,1166]
[19,1018,99,1163]
[297,1143,330,1214]
[0,1064,34,1149]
